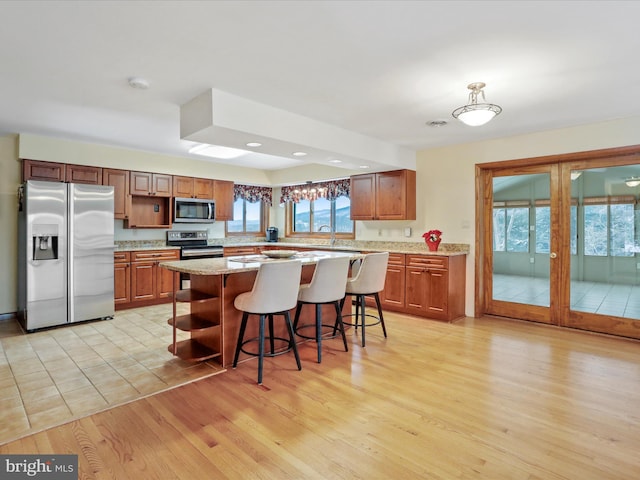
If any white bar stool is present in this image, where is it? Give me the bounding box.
[232,260,303,385]
[293,255,351,363]
[340,252,389,347]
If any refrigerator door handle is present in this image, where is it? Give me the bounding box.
[68,184,74,325]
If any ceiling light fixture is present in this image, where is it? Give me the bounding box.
[292,181,328,202]
[452,82,502,126]
[292,151,307,157]
[625,177,640,187]
[128,76,149,90]
[246,142,262,147]
[189,144,248,159]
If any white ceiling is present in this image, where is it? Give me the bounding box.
[2,1,640,174]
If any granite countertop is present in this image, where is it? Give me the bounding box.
[226,241,469,257]
[160,250,363,275]
[115,241,178,252]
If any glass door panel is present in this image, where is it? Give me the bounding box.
[567,165,640,332]
[488,167,558,325]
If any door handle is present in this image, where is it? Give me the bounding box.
[550,252,557,259]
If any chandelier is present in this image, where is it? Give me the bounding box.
[292,181,328,202]
[452,82,502,126]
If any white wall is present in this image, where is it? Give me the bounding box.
[0,135,20,316]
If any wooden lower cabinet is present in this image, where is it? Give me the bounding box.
[116,249,179,309]
[114,251,131,305]
[370,252,466,322]
[380,253,406,309]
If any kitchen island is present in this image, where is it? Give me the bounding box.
[160,250,363,367]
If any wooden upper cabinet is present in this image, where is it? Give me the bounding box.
[65,164,102,184]
[213,179,234,221]
[376,169,416,220]
[173,175,194,198]
[22,159,65,182]
[103,168,130,219]
[350,169,416,220]
[130,171,172,197]
[350,173,376,220]
[194,178,214,199]
[173,176,214,199]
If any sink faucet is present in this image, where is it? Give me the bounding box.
[318,224,336,247]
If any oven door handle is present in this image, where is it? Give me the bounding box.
[181,249,224,258]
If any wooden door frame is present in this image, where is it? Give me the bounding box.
[475,144,640,338]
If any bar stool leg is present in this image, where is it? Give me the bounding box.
[333,300,348,352]
[257,314,266,385]
[358,294,366,347]
[315,304,322,363]
[293,303,303,332]
[284,311,302,371]
[268,314,275,355]
[233,312,249,368]
[374,292,387,338]
[335,296,346,337]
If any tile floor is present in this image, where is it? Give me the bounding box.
[493,274,640,318]
[0,303,224,445]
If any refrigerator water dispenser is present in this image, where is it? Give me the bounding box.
[32,224,59,260]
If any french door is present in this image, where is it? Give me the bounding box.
[476,146,640,340]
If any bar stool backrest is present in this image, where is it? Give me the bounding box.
[298,256,351,304]
[346,252,389,295]
[234,260,302,314]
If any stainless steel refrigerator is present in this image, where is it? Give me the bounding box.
[18,180,115,331]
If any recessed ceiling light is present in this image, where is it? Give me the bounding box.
[189,144,248,159]
[329,159,342,164]
[246,142,262,147]
[292,151,307,157]
[128,76,149,89]
[359,165,370,169]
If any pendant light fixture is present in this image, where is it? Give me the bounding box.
[625,177,640,187]
[452,82,502,126]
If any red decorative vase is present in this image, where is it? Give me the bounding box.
[426,239,441,251]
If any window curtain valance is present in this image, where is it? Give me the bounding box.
[280,178,350,204]
[234,184,273,206]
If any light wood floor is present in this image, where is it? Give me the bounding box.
[1,312,639,479]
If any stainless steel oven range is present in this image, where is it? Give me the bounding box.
[166,230,223,288]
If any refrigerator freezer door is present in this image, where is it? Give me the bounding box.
[24,181,68,329]
[69,183,115,323]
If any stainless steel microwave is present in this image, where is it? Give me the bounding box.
[173,197,215,223]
